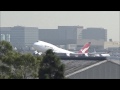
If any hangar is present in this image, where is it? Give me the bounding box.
[62,60,120,79]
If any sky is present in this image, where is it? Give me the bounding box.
[0,11,119,41]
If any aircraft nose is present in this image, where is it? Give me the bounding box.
[33,42,39,48]
[33,42,40,50]
[33,42,37,46]
[34,42,40,46]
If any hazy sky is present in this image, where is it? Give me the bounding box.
[0,11,119,41]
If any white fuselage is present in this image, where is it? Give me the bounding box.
[33,41,110,57]
[33,41,74,55]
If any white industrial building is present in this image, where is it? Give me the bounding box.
[104,41,120,49]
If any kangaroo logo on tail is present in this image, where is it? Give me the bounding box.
[78,42,91,54]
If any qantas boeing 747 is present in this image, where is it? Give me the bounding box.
[33,40,91,57]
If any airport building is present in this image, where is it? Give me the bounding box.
[0,26,39,49]
[39,29,58,45]
[63,60,120,79]
[39,26,83,46]
[1,26,83,50]
[77,39,105,52]
[76,28,107,51]
[0,27,11,42]
[0,26,108,51]
[82,28,107,41]
[104,41,120,53]
[104,41,120,49]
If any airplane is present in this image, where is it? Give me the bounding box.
[88,48,110,57]
[33,40,91,57]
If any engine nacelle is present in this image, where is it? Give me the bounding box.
[66,53,70,57]
[34,51,38,54]
[33,51,42,56]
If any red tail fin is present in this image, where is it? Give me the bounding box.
[78,42,91,54]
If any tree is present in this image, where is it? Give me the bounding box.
[38,49,65,79]
[0,41,42,79]
[0,41,14,79]
[11,53,41,79]
[1,52,42,79]
[0,65,11,79]
[0,40,13,56]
